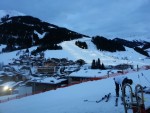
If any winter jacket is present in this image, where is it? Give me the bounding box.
[114,76,128,88]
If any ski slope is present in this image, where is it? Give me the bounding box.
[61,38,125,64]
[0,37,149,67]
[60,37,150,67]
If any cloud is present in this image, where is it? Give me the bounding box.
[0,0,150,36]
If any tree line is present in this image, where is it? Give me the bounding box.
[92,36,126,52]
[75,40,88,49]
[91,58,105,70]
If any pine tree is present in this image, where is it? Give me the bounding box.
[97,58,101,69]
[91,59,96,69]
[101,63,105,70]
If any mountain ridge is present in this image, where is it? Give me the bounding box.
[0,10,149,57]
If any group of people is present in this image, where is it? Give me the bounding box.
[114,76,133,97]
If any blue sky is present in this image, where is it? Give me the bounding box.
[0,0,150,36]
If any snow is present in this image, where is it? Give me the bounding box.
[30,76,66,84]
[60,38,150,67]
[0,44,6,52]
[44,49,74,60]
[0,46,38,65]
[0,37,149,67]
[69,69,117,78]
[34,30,46,39]
[0,37,150,113]
[0,50,20,65]
[0,81,16,87]
[0,69,150,113]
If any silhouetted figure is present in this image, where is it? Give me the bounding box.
[114,76,133,97]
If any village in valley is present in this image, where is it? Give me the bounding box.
[0,47,140,99]
[0,49,80,97]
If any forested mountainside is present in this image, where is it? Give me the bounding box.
[0,15,88,53]
[0,14,149,57]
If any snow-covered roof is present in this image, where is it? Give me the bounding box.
[69,69,118,78]
[0,71,5,76]
[30,77,66,84]
[0,81,22,88]
[0,71,15,77]
[0,81,16,87]
[64,66,79,72]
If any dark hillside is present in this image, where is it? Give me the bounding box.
[0,15,89,52]
[92,36,125,52]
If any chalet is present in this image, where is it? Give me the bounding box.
[12,59,22,65]
[3,66,15,72]
[64,66,80,75]
[114,64,133,70]
[44,61,57,67]
[67,76,95,84]
[67,69,104,84]
[19,66,32,75]
[12,74,28,82]
[37,66,56,76]
[0,73,14,82]
[31,60,43,66]
[60,58,68,63]
[51,58,60,63]
[67,68,118,84]
[26,77,67,93]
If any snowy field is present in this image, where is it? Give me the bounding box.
[0,69,150,113]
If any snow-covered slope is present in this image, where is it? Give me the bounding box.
[0,37,150,113]
[0,69,150,113]
[59,37,150,67]
[0,37,149,67]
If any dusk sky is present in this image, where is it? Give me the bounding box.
[0,0,150,36]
